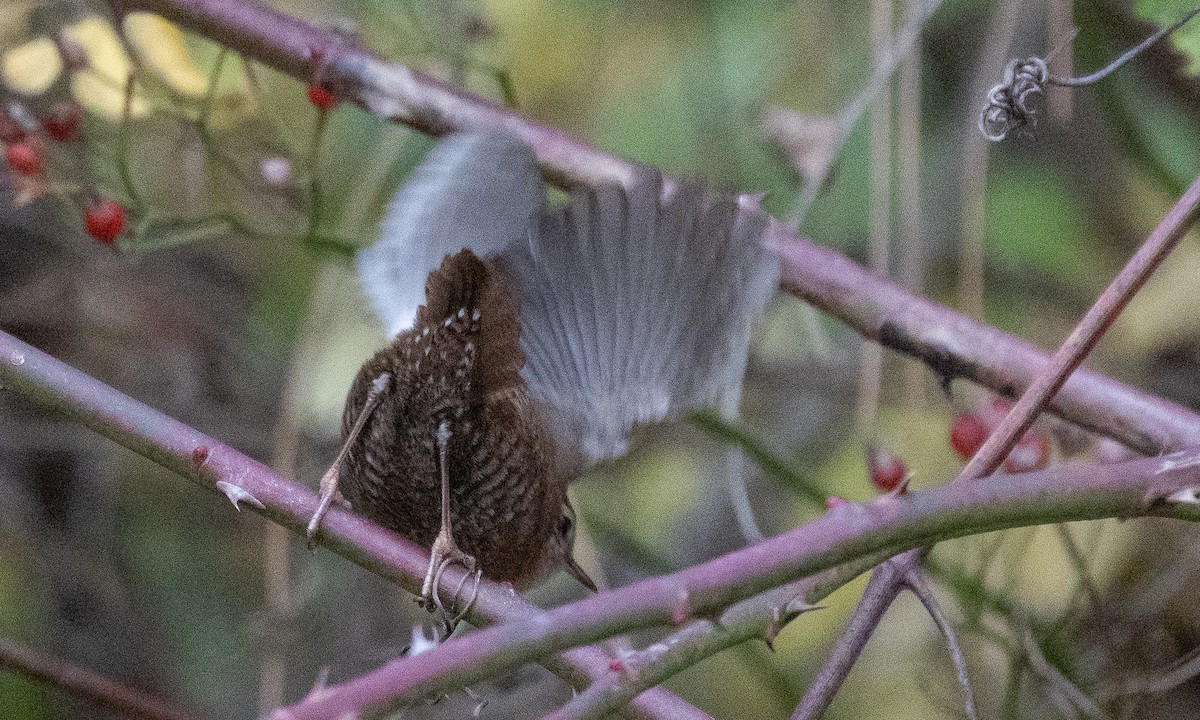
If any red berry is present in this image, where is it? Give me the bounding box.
[84,198,126,244]
[42,101,82,142]
[306,84,338,111]
[608,660,623,673]
[6,140,42,175]
[1002,433,1050,473]
[867,444,908,494]
[950,412,990,459]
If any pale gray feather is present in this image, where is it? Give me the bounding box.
[357,129,542,337]
[497,169,778,465]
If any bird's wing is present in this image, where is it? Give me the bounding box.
[496,169,778,466]
[357,129,542,338]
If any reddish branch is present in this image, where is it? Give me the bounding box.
[269,451,1200,719]
[796,170,1200,717]
[961,175,1200,479]
[793,173,1200,720]
[108,0,1200,456]
[7,331,1200,718]
[0,639,195,720]
[0,330,702,720]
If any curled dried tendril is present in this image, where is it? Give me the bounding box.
[979,57,1048,141]
[980,8,1200,142]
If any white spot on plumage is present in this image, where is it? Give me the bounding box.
[471,309,481,321]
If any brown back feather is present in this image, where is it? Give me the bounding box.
[418,249,525,397]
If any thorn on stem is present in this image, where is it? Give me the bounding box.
[216,481,266,511]
[1166,487,1200,505]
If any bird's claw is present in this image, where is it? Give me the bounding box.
[419,532,482,633]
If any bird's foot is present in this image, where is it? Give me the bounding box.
[419,528,482,634]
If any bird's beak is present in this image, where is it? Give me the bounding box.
[565,555,598,592]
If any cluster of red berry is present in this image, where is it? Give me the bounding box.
[834,396,1056,508]
[2,100,126,245]
[949,397,1051,473]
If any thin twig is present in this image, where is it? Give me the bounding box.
[785,0,942,227]
[897,0,925,405]
[0,639,196,720]
[904,569,979,720]
[1109,644,1200,697]
[1017,618,1108,720]
[690,410,825,505]
[961,174,1200,481]
[117,71,147,212]
[857,0,895,433]
[959,0,1020,316]
[791,560,907,720]
[1050,8,1200,87]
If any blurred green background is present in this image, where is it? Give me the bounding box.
[3,0,1200,718]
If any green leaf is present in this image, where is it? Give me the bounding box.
[1135,0,1200,75]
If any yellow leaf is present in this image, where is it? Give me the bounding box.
[71,70,150,120]
[60,17,151,120]
[1,37,62,95]
[123,12,209,97]
[62,16,132,84]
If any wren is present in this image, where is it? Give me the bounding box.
[307,129,778,609]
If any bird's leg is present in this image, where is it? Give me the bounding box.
[306,373,391,548]
[420,420,481,626]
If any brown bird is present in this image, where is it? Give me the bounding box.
[307,129,777,610]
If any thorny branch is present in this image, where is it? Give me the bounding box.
[0,330,703,720]
[0,0,1181,717]
[108,0,1200,457]
[792,167,1200,718]
[7,327,1200,719]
